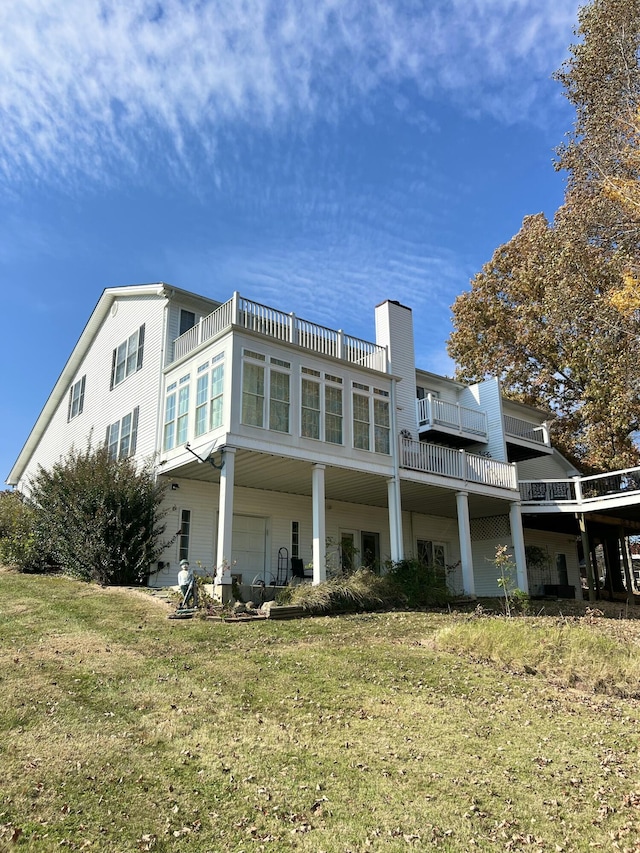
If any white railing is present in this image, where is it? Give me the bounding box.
[400,437,517,490]
[504,415,549,446]
[171,292,388,372]
[520,466,640,505]
[416,395,488,437]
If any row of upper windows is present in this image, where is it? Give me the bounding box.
[162,349,391,454]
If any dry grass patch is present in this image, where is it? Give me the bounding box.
[2,572,640,851]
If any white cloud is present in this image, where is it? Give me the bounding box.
[0,0,581,187]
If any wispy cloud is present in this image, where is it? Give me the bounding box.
[0,0,580,188]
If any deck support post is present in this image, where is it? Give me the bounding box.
[312,464,326,585]
[509,502,529,594]
[577,513,596,603]
[215,447,236,599]
[456,491,475,597]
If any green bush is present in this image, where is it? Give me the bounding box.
[26,444,173,585]
[0,490,37,569]
[385,557,454,607]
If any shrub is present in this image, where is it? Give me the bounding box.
[0,490,37,569]
[385,557,454,608]
[282,568,402,614]
[26,444,173,585]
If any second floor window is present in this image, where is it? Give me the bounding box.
[241,351,290,433]
[110,324,145,389]
[195,354,225,437]
[352,384,390,454]
[163,375,190,451]
[301,369,343,444]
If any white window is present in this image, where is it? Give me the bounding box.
[352,383,390,454]
[301,369,343,444]
[67,375,86,421]
[110,325,145,389]
[163,374,189,451]
[163,382,177,451]
[417,539,446,582]
[105,407,139,460]
[241,351,290,433]
[353,386,370,450]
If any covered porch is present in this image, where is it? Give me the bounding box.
[156,439,529,599]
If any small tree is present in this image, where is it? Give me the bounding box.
[27,445,173,585]
[0,490,37,569]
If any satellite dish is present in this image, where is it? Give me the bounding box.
[184,439,224,469]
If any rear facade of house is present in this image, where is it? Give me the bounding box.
[8,283,640,600]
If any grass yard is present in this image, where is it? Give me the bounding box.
[1,571,640,852]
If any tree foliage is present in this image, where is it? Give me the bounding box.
[449,0,640,472]
[27,445,173,585]
[0,490,37,569]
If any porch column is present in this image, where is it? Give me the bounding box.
[509,502,529,594]
[387,477,403,563]
[577,513,596,603]
[619,527,635,606]
[455,491,475,597]
[216,447,236,572]
[312,464,326,585]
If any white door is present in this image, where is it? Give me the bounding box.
[232,515,268,583]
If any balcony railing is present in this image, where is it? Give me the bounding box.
[520,466,640,505]
[503,415,549,446]
[416,395,488,438]
[519,480,577,502]
[172,292,388,372]
[400,437,517,490]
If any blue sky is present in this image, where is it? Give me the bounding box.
[2,0,583,484]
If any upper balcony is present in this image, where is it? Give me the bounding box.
[170,292,388,373]
[416,395,488,447]
[400,436,517,491]
[503,414,552,461]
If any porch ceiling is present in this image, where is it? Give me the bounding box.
[162,448,515,518]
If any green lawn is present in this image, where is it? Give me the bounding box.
[1,571,640,852]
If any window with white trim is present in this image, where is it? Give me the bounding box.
[67,375,86,421]
[301,368,343,444]
[105,407,139,460]
[241,351,290,433]
[110,325,145,389]
[353,384,370,450]
[195,354,225,437]
[163,374,190,451]
[352,383,390,454]
[417,539,446,582]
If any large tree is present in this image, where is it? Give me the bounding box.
[449,0,640,472]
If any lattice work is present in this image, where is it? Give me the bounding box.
[470,515,510,540]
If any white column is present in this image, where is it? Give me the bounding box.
[387,478,403,563]
[312,464,326,585]
[388,376,404,563]
[456,491,475,597]
[216,447,236,571]
[509,502,529,594]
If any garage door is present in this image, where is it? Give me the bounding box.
[231,515,267,583]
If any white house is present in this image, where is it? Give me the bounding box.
[7,283,640,600]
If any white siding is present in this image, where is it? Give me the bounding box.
[465,378,506,461]
[375,301,416,438]
[18,294,166,489]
